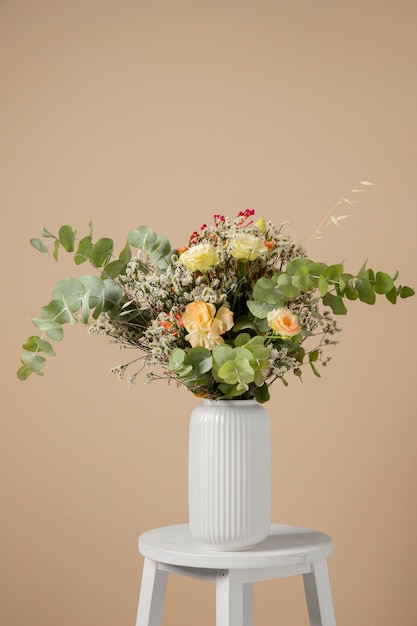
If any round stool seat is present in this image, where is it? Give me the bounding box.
[139,523,333,569]
[135,523,337,626]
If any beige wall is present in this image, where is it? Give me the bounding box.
[2,1,416,625]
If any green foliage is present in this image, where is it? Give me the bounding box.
[127,226,174,269]
[20,222,176,379]
[249,258,414,318]
[166,334,273,402]
[168,347,213,394]
[19,215,415,399]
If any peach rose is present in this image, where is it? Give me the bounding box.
[178,243,219,272]
[267,308,300,337]
[182,302,234,349]
[230,232,268,261]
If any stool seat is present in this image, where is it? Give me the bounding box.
[135,523,337,626]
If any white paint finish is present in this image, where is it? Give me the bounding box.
[139,523,333,569]
[136,524,337,625]
[135,558,168,626]
[303,560,337,626]
[189,399,272,550]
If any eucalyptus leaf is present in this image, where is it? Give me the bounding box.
[40,227,56,238]
[286,258,312,275]
[30,238,49,255]
[53,239,60,261]
[400,286,415,298]
[89,238,114,267]
[318,275,328,297]
[324,264,344,282]
[168,348,186,369]
[217,358,254,385]
[291,264,315,290]
[252,277,279,305]
[310,362,321,377]
[323,292,348,315]
[118,240,132,264]
[22,336,56,356]
[127,226,173,268]
[79,275,105,307]
[212,344,234,366]
[309,349,319,362]
[246,300,274,319]
[234,333,252,347]
[40,300,74,325]
[254,384,270,403]
[374,271,394,294]
[128,226,157,250]
[187,347,212,374]
[17,365,35,380]
[279,281,301,298]
[21,351,46,371]
[306,262,328,277]
[80,291,92,324]
[102,259,127,278]
[58,225,75,252]
[31,318,64,341]
[232,317,257,332]
[386,287,397,304]
[101,279,123,313]
[74,235,92,265]
[53,278,86,311]
[356,279,376,305]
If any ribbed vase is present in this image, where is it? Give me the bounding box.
[188,399,271,551]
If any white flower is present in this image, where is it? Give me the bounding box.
[178,244,219,272]
[230,233,268,261]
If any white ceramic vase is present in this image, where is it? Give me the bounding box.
[188,399,271,551]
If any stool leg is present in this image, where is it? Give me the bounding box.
[135,558,168,626]
[303,560,337,626]
[242,583,253,626]
[216,571,253,626]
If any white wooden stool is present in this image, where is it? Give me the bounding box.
[135,523,337,626]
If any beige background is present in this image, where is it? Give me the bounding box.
[2,1,416,625]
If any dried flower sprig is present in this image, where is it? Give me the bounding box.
[304,180,375,248]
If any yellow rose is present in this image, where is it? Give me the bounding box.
[230,232,268,261]
[182,302,234,350]
[179,243,219,272]
[267,308,300,337]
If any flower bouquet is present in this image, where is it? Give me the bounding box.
[18,208,414,402]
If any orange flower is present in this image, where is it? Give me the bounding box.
[181,302,234,349]
[159,319,178,336]
[267,308,300,337]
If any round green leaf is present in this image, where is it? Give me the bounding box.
[53,278,86,311]
[356,278,376,304]
[58,225,75,252]
[89,238,114,267]
[375,272,394,294]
